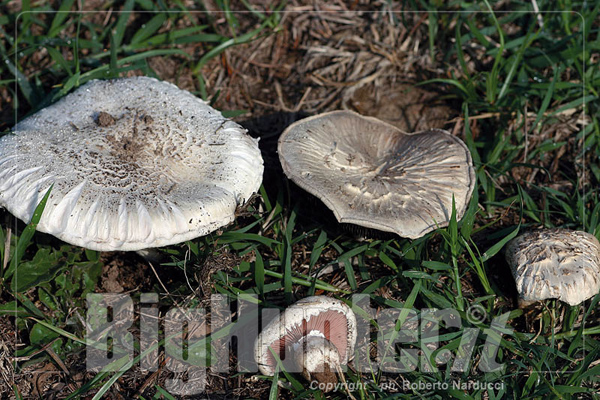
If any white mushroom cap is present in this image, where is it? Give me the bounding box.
[0,77,263,251]
[505,229,600,306]
[254,296,357,377]
[278,110,475,239]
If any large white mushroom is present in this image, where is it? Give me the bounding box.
[0,77,263,251]
[505,229,600,306]
[278,110,475,239]
[254,296,357,391]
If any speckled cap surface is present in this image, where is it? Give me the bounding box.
[505,229,600,306]
[0,77,263,251]
[278,110,475,239]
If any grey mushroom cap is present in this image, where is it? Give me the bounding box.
[505,229,600,306]
[0,77,263,251]
[278,110,475,239]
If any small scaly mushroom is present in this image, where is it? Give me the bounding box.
[505,229,600,306]
[278,110,475,239]
[0,77,263,251]
[254,296,357,391]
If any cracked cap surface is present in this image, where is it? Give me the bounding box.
[505,229,600,306]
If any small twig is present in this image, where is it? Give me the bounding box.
[293,87,312,112]
[335,364,358,400]
[448,107,580,124]
[451,116,463,137]
[274,81,293,112]
[3,227,11,271]
[531,0,544,29]
[250,99,283,110]
[183,247,196,295]
[73,308,91,333]
[260,205,278,235]
[147,261,178,306]
[102,8,113,27]
[45,345,78,394]
[12,338,61,362]
[530,304,549,344]
[523,103,529,162]
[134,359,166,398]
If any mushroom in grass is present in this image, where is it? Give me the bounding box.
[505,229,600,306]
[0,77,263,251]
[278,111,475,239]
[254,296,357,391]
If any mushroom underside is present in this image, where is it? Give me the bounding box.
[262,309,350,372]
[278,111,475,239]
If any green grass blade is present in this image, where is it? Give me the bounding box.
[130,13,167,45]
[112,0,135,49]
[550,95,598,116]
[6,185,52,279]
[268,367,279,400]
[193,17,274,74]
[481,224,520,262]
[283,207,297,303]
[498,26,538,101]
[48,0,75,37]
[46,46,73,76]
[4,56,39,106]
[254,250,265,297]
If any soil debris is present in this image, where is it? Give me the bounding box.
[96,111,116,127]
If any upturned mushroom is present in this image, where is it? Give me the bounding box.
[505,229,600,306]
[278,110,475,239]
[254,296,357,391]
[0,77,263,251]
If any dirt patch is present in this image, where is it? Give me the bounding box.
[197,4,458,132]
[98,252,153,293]
[104,111,155,165]
[95,111,116,127]
[344,82,454,132]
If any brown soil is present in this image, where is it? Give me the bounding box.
[95,112,116,128]
[98,253,153,293]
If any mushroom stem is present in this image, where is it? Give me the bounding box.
[135,248,165,264]
[292,335,341,392]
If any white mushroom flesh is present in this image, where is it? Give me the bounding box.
[0,77,263,251]
[292,335,341,386]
